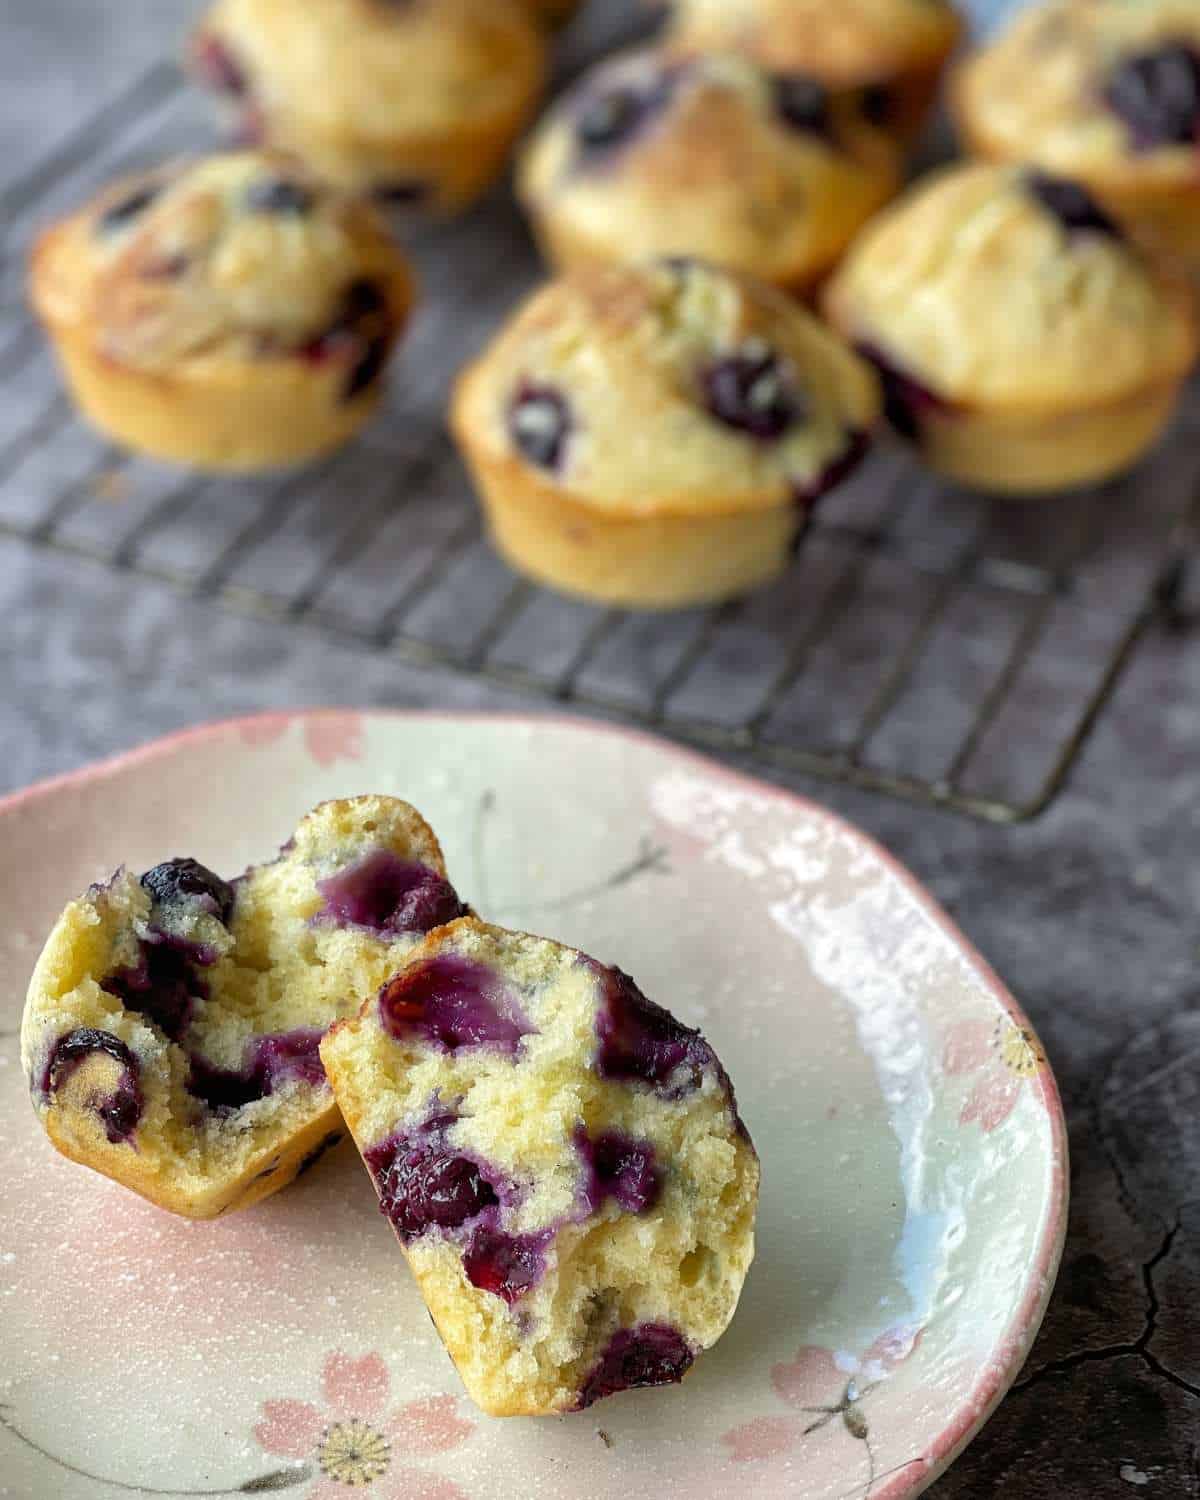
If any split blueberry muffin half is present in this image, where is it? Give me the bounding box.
[189,0,545,213]
[29,151,414,470]
[21,798,466,1218]
[824,162,1198,495]
[321,917,760,1416]
[954,0,1200,271]
[451,258,879,609]
[518,47,901,294]
[662,0,964,139]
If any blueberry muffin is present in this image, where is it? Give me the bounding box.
[518,48,901,294]
[663,0,964,138]
[21,798,467,1219]
[824,163,1198,495]
[321,917,759,1417]
[451,259,879,608]
[189,0,545,212]
[954,1,1200,269]
[29,152,414,471]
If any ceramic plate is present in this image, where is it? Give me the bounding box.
[0,711,1066,1500]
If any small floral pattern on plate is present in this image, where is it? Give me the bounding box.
[0,712,1067,1500]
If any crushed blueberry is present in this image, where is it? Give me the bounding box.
[43,1028,144,1144]
[187,1028,326,1114]
[594,965,713,1095]
[463,1227,552,1304]
[245,178,315,216]
[378,956,534,1054]
[101,943,203,1043]
[192,34,249,98]
[1025,170,1120,240]
[141,858,234,924]
[577,1324,694,1408]
[315,851,465,936]
[508,383,573,472]
[366,1123,500,1240]
[97,184,163,237]
[792,429,871,509]
[1103,44,1200,151]
[702,345,801,442]
[574,67,676,158]
[301,279,393,403]
[773,73,832,136]
[855,342,951,445]
[576,1127,661,1214]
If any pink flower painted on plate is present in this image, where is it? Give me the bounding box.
[305,715,364,767]
[235,714,365,767]
[255,1351,473,1499]
[722,1327,924,1466]
[943,1016,1046,1133]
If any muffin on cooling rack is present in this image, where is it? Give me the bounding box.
[321,916,759,1416]
[21,797,467,1219]
[29,151,414,471]
[953,0,1200,269]
[518,48,901,295]
[189,0,545,213]
[824,163,1198,496]
[451,258,879,609]
[662,0,964,138]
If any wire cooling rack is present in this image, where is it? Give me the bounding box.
[0,21,1196,825]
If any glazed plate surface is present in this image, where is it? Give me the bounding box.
[0,711,1066,1500]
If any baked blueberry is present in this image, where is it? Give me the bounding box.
[702,345,801,441]
[508,384,572,471]
[1104,44,1200,151]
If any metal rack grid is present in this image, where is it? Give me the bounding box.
[1,47,1196,826]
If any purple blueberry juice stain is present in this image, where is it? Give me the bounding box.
[508,383,573,472]
[192,34,250,98]
[315,851,465,936]
[575,1127,661,1214]
[379,956,533,1054]
[187,1028,326,1114]
[855,342,953,445]
[594,964,713,1094]
[702,347,801,441]
[577,1324,694,1408]
[43,1028,144,1144]
[1104,44,1200,151]
[1025,170,1120,240]
[301,279,393,403]
[366,1119,501,1241]
[463,1227,553,1304]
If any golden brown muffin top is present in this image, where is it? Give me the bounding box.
[825,162,1197,411]
[193,0,544,141]
[31,152,412,371]
[454,258,880,516]
[665,0,964,85]
[956,0,1200,185]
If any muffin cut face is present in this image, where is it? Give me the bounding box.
[29,151,414,469]
[21,798,465,1219]
[321,918,760,1416]
[190,0,545,210]
[824,162,1198,493]
[519,48,902,293]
